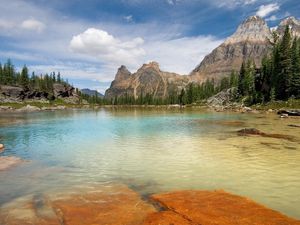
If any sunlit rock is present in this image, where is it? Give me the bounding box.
[151,190,300,225]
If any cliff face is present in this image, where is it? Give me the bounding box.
[105,16,300,99]
[190,16,272,82]
[105,62,189,99]
[277,16,300,37]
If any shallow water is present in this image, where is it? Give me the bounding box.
[0,108,300,218]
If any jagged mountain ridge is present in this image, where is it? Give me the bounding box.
[105,16,300,99]
[105,62,189,99]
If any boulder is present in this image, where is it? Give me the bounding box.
[207,88,236,108]
[0,143,4,153]
[53,83,74,98]
[0,85,24,98]
[151,190,300,225]
[278,110,300,116]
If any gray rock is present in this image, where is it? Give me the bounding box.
[17,105,41,112]
[278,109,300,116]
[207,88,237,109]
[0,85,25,101]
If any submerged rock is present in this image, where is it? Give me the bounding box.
[0,185,156,225]
[151,190,300,225]
[288,124,300,128]
[278,110,300,116]
[0,156,22,171]
[1,185,300,225]
[237,128,297,142]
[237,128,264,135]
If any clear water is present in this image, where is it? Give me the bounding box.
[0,109,300,218]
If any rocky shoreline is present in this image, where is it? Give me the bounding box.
[0,184,299,225]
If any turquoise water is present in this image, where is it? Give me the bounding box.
[0,109,300,219]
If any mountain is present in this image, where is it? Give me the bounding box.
[105,16,300,99]
[81,88,104,97]
[190,16,272,83]
[105,62,189,99]
[277,16,300,37]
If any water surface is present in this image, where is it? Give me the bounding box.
[0,108,299,218]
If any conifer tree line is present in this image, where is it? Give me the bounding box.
[110,72,238,105]
[113,25,300,106]
[237,25,300,104]
[0,59,67,93]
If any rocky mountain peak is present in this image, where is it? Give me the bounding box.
[140,61,160,71]
[277,16,300,37]
[224,15,271,45]
[115,65,131,81]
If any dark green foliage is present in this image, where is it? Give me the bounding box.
[277,26,292,99]
[0,59,71,100]
[237,25,300,103]
[291,38,300,97]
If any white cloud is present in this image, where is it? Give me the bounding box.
[145,36,223,74]
[0,19,15,29]
[166,0,182,5]
[123,15,133,22]
[256,3,280,18]
[266,15,278,21]
[244,0,257,5]
[21,18,45,32]
[0,0,223,88]
[70,28,145,68]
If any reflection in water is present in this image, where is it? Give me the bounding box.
[0,109,299,219]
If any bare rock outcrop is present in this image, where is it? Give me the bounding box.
[191,16,272,83]
[105,62,189,99]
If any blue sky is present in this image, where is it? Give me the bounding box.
[0,0,299,93]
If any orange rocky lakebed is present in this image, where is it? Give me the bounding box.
[0,184,299,225]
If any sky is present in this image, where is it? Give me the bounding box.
[0,0,299,94]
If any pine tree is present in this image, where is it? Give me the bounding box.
[291,38,300,97]
[237,62,246,97]
[57,72,61,83]
[20,65,29,87]
[277,25,292,100]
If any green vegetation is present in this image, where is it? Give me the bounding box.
[237,25,300,105]
[110,72,238,106]
[0,59,106,105]
[0,59,68,99]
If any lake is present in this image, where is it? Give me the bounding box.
[0,108,299,219]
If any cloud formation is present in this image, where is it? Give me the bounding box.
[256,3,280,18]
[70,28,145,68]
[21,19,45,32]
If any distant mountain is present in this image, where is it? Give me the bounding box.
[81,88,104,97]
[191,16,272,82]
[105,16,300,99]
[105,62,189,99]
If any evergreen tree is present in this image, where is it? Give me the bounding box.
[291,38,300,97]
[277,25,292,99]
[237,62,246,96]
[20,65,29,87]
[57,72,61,83]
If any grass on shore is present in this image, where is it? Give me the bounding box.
[253,99,300,110]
